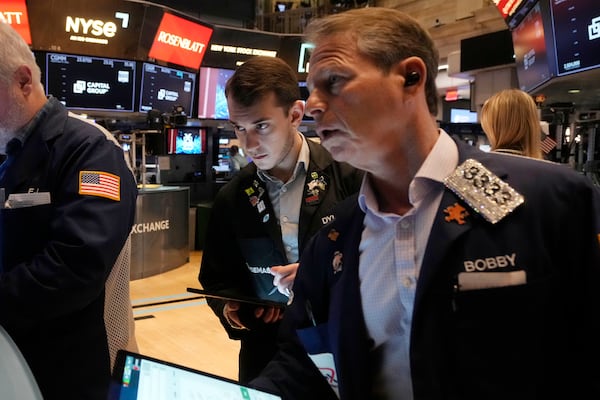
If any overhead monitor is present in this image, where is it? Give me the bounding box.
[460,30,515,72]
[27,0,146,60]
[197,66,234,120]
[1,0,32,44]
[551,0,600,76]
[139,63,196,117]
[450,108,478,123]
[147,12,213,71]
[512,2,556,92]
[202,25,281,70]
[493,0,538,30]
[166,127,206,155]
[45,52,136,112]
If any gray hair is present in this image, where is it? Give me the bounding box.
[0,22,41,84]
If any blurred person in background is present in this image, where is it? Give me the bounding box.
[228,144,249,175]
[480,88,543,159]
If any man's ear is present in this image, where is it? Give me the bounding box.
[14,65,34,95]
[393,56,427,90]
[289,99,305,127]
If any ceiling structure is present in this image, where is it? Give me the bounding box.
[162,1,599,113]
[413,2,600,113]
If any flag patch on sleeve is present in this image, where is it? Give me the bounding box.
[79,171,120,201]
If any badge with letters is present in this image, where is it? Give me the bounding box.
[444,159,524,224]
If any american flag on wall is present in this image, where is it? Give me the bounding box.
[79,171,120,201]
[540,136,558,154]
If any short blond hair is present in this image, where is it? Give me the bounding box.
[480,89,543,159]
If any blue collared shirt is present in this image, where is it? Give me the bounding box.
[358,130,458,399]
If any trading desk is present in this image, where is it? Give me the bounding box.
[130,185,189,280]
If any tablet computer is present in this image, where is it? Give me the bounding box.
[186,287,287,308]
[108,350,282,400]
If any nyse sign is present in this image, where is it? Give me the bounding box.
[65,12,130,45]
[26,0,144,59]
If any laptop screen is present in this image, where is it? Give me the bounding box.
[109,351,281,400]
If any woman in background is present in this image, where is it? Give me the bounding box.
[480,88,543,159]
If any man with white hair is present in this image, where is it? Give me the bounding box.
[0,22,138,400]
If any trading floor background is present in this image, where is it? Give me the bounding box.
[130,251,239,380]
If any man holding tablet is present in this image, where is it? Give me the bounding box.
[198,56,362,383]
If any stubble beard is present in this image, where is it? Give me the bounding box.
[0,91,25,154]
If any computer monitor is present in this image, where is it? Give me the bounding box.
[197,67,235,119]
[512,1,556,92]
[450,108,478,123]
[109,350,281,400]
[45,52,136,112]
[551,0,600,76]
[166,127,206,155]
[139,63,196,117]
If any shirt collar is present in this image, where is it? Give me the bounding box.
[414,129,459,184]
[257,132,310,184]
[359,129,458,213]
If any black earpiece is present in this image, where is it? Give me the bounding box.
[404,71,420,87]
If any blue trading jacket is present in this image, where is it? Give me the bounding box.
[0,97,137,400]
[253,139,600,400]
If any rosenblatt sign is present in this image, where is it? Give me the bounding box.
[1,0,31,44]
[492,0,524,19]
[148,12,213,70]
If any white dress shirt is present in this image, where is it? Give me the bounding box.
[257,133,310,263]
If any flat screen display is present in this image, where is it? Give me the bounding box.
[109,350,281,400]
[147,12,213,70]
[45,52,136,112]
[1,0,32,44]
[139,63,196,117]
[27,0,146,60]
[166,127,205,155]
[493,0,538,30]
[202,25,281,70]
[197,67,234,119]
[460,30,515,72]
[512,2,554,92]
[551,0,600,75]
[450,108,478,123]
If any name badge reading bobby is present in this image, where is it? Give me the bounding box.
[444,159,524,224]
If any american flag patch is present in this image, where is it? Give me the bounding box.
[79,171,120,201]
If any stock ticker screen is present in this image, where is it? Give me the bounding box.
[45,52,136,112]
